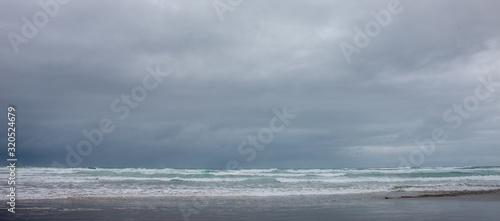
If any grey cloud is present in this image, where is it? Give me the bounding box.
[1,0,499,168]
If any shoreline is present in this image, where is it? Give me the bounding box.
[386,189,500,199]
[2,190,499,220]
[12,188,500,201]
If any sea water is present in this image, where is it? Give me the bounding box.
[14,166,500,199]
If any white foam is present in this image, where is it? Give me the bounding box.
[13,167,500,199]
[276,175,500,183]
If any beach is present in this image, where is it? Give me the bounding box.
[3,166,499,220]
[2,190,499,220]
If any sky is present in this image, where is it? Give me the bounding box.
[1,0,500,169]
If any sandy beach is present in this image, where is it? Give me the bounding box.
[2,190,499,221]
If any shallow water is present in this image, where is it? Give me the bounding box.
[10,166,500,199]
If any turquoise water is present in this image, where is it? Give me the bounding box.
[14,166,500,199]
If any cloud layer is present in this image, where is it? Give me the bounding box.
[1,0,500,168]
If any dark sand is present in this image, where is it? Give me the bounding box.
[2,190,499,221]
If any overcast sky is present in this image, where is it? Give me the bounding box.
[1,0,500,168]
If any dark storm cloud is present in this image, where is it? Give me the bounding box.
[1,0,499,168]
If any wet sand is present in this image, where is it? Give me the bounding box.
[2,190,499,221]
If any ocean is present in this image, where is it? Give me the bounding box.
[15,166,500,199]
